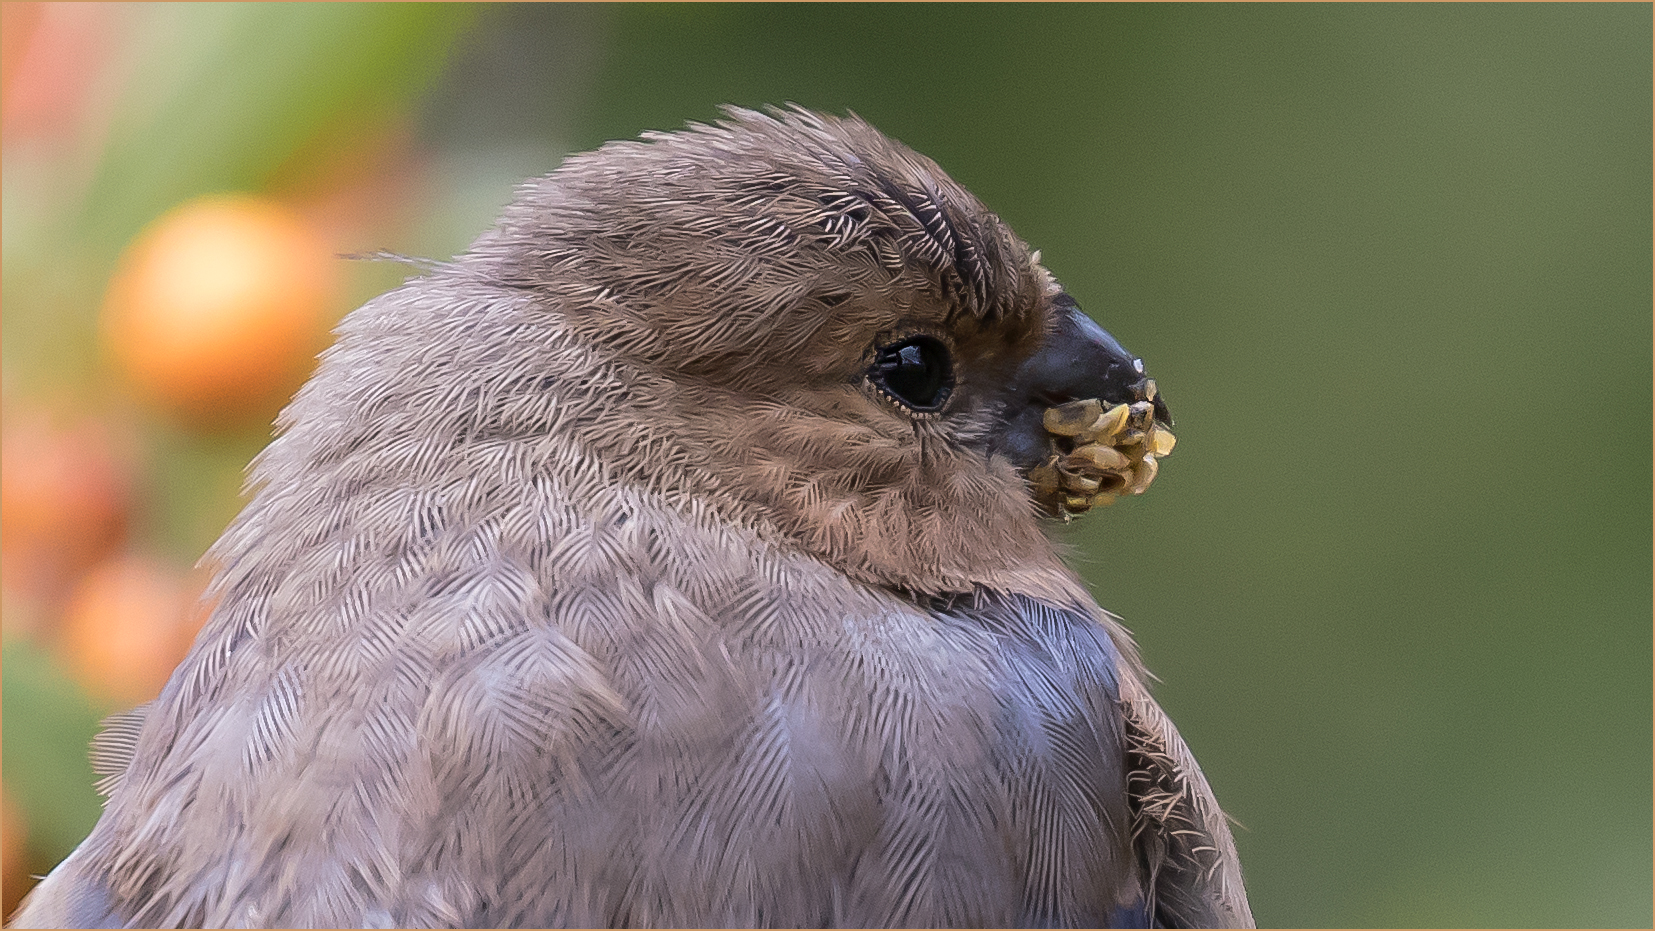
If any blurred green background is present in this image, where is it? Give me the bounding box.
[2,4,1649,926]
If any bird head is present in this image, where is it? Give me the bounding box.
[295,107,1172,601]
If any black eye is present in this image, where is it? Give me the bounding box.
[869,335,954,411]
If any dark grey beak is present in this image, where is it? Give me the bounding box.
[992,293,1170,469]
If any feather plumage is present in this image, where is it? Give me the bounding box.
[13,106,1250,929]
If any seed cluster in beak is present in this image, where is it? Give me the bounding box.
[1027,387,1176,519]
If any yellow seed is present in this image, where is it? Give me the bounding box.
[1093,403,1131,440]
[1066,443,1130,473]
[1149,427,1177,457]
[1128,455,1159,495]
[1033,393,1174,518]
[1044,399,1104,436]
[1064,473,1102,494]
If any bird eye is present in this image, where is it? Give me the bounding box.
[869,335,953,412]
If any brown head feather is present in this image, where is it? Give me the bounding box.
[309,106,1086,602]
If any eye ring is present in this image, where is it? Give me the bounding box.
[867,335,954,412]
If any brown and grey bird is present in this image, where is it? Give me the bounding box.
[12,106,1251,928]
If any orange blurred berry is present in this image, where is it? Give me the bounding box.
[100,195,341,428]
[59,555,210,707]
[0,411,132,612]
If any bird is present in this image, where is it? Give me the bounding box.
[12,106,1252,929]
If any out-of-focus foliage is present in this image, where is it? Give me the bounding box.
[3,4,1648,927]
[1,2,475,915]
[0,640,101,863]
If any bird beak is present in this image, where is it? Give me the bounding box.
[991,295,1170,471]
